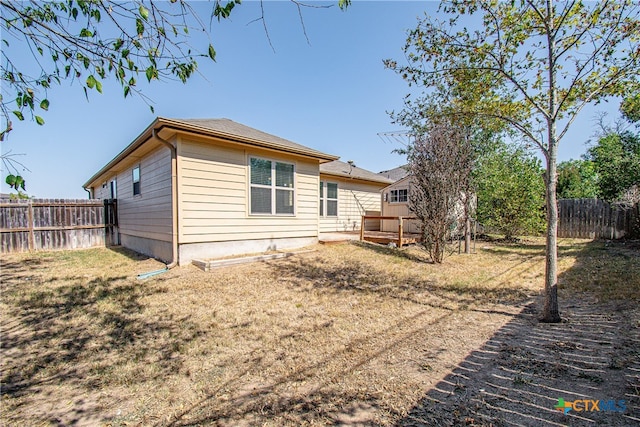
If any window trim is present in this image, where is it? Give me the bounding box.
[132,165,141,196]
[389,188,408,204]
[249,156,296,216]
[319,181,338,217]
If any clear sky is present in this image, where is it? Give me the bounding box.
[0,1,622,199]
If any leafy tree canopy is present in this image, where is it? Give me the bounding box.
[621,91,640,124]
[586,130,640,202]
[475,143,546,239]
[556,159,599,199]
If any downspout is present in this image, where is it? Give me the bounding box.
[153,128,179,269]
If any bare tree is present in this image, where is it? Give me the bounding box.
[409,121,472,263]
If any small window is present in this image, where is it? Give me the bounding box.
[320,181,338,217]
[249,157,295,215]
[132,165,141,196]
[110,179,117,199]
[390,189,407,203]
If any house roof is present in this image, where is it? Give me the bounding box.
[378,164,409,182]
[84,117,338,189]
[320,160,394,185]
[171,118,337,160]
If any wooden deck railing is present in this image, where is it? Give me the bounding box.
[360,215,418,247]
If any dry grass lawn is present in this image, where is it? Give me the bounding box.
[1,239,638,426]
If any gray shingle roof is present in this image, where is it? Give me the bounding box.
[378,165,409,182]
[320,160,394,184]
[170,118,336,160]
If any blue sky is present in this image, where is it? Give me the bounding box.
[0,1,622,198]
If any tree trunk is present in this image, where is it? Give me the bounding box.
[464,192,472,254]
[542,151,561,322]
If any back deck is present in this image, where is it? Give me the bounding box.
[361,230,422,247]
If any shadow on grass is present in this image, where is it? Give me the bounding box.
[350,240,433,263]
[158,297,457,427]
[398,240,640,427]
[0,256,203,419]
[276,243,534,312]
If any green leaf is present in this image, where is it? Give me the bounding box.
[95,79,102,93]
[40,99,49,110]
[14,175,24,189]
[139,5,149,20]
[12,111,24,121]
[124,86,130,98]
[79,28,93,37]
[5,174,16,186]
[150,105,155,114]
[35,116,45,125]
[136,18,144,36]
[208,44,216,61]
[145,66,156,82]
[86,74,96,89]
[114,38,123,51]
[20,180,25,191]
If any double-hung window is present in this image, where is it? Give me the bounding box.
[389,188,407,203]
[319,181,338,217]
[250,157,295,215]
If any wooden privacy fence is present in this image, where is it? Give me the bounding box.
[0,199,111,253]
[558,198,639,239]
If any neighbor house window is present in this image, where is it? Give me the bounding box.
[319,181,338,217]
[389,188,407,203]
[250,157,295,215]
[132,165,141,196]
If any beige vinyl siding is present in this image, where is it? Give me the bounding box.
[117,146,173,242]
[381,179,421,233]
[93,181,111,200]
[178,138,320,244]
[319,177,385,233]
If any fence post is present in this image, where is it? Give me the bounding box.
[27,201,35,251]
[360,216,365,241]
[398,216,403,247]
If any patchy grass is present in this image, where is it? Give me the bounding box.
[1,239,638,426]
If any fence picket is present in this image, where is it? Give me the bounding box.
[558,198,638,239]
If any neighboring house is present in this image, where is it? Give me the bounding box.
[84,117,339,265]
[84,117,391,264]
[319,160,394,232]
[380,175,421,234]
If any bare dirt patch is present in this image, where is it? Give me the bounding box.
[1,239,638,426]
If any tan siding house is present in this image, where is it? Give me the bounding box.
[84,117,338,265]
[380,176,421,234]
[318,161,393,233]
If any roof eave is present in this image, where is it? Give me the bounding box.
[84,117,339,189]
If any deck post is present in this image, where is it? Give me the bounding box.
[398,216,403,247]
[360,216,365,241]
